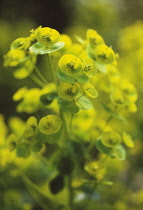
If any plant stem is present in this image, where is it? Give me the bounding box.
[47,54,57,85]
[30,73,45,87]
[60,111,74,209]
[69,114,74,137]
[22,173,49,210]
[53,49,74,208]
[67,174,73,209]
[34,65,48,84]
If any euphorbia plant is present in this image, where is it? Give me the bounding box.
[3,26,137,209]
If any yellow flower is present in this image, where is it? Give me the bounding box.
[120,80,138,103]
[38,115,62,135]
[60,34,72,49]
[106,65,121,84]
[83,83,98,98]
[82,57,97,77]
[10,37,30,50]
[126,103,137,113]
[101,131,121,147]
[4,49,25,67]
[23,116,37,138]
[13,87,28,101]
[86,29,105,48]
[58,82,80,101]
[6,133,17,152]
[36,27,60,45]
[84,161,106,180]
[95,44,115,64]
[110,88,125,105]
[15,88,41,113]
[58,54,82,75]
[122,132,134,148]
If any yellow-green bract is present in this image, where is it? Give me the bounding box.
[36,27,60,45]
[38,115,62,135]
[58,54,83,75]
[101,131,121,147]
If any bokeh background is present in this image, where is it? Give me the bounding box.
[1,0,143,209]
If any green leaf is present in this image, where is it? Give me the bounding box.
[31,142,43,152]
[16,143,31,158]
[58,97,79,114]
[74,35,85,44]
[95,62,106,73]
[45,127,63,144]
[75,71,89,84]
[29,41,65,54]
[76,96,92,110]
[112,145,126,161]
[40,92,58,105]
[95,139,112,156]
[57,67,76,84]
[102,104,127,124]
[36,127,62,144]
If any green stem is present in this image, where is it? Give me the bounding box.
[60,110,69,145]
[67,174,74,210]
[22,173,49,210]
[34,65,48,84]
[60,111,74,209]
[69,114,74,137]
[30,73,45,87]
[47,54,57,85]
[47,54,73,210]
